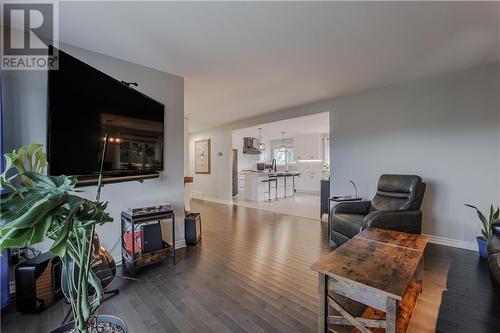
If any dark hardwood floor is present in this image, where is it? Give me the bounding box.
[1,200,499,332]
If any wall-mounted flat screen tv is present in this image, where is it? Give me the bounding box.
[47,47,165,182]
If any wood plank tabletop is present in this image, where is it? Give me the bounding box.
[354,228,428,252]
[311,230,427,300]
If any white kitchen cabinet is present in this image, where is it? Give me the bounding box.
[294,134,322,161]
[295,171,322,193]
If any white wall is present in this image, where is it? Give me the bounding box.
[2,43,186,258]
[188,63,499,247]
[189,129,233,203]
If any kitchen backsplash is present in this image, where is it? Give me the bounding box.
[272,161,323,172]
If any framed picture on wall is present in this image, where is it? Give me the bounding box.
[195,139,211,174]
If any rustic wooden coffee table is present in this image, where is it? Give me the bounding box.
[311,228,427,333]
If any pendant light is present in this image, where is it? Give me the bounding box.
[256,128,266,150]
[280,132,287,151]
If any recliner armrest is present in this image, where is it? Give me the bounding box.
[332,201,371,215]
[362,210,422,234]
[492,219,500,234]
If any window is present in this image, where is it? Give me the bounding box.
[273,147,294,165]
[119,141,160,170]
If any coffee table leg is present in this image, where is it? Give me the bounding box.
[318,273,327,333]
[386,297,397,333]
[416,257,424,291]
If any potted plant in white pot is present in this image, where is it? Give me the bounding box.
[465,203,499,258]
[0,144,126,333]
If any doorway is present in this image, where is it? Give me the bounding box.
[231,112,330,221]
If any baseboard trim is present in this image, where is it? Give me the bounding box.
[113,239,187,264]
[189,192,234,206]
[191,191,204,200]
[424,234,477,252]
[175,239,187,249]
[200,196,234,206]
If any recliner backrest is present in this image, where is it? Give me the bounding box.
[411,182,426,211]
[370,174,423,212]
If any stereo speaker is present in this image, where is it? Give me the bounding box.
[15,252,62,312]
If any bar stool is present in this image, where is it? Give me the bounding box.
[273,176,279,200]
[283,174,288,198]
[284,174,294,198]
[261,176,277,202]
[275,174,284,199]
[292,173,300,197]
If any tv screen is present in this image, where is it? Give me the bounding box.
[47,48,164,180]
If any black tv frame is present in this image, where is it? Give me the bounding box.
[46,47,164,187]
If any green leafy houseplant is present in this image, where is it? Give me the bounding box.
[465,203,500,239]
[0,144,113,333]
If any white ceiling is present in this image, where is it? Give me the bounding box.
[52,2,500,132]
[233,112,329,142]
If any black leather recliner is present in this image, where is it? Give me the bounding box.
[330,174,426,247]
[487,219,500,286]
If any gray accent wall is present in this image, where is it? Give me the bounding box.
[189,62,500,246]
[329,63,500,244]
[2,43,185,258]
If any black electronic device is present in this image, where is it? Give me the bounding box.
[15,252,62,313]
[140,223,164,254]
[47,46,165,181]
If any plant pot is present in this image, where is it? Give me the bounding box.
[50,315,127,333]
[477,236,488,259]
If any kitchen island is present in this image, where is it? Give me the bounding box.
[243,171,300,201]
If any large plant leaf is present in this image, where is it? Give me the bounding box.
[34,149,48,173]
[1,153,16,177]
[2,152,20,175]
[5,194,67,229]
[0,228,32,251]
[49,199,82,257]
[22,171,57,188]
[0,226,12,238]
[465,203,491,238]
[1,191,46,226]
[26,144,43,165]
[476,210,488,227]
[482,229,489,239]
[0,177,16,192]
[14,146,27,174]
[29,214,53,245]
[49,221,70,257]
